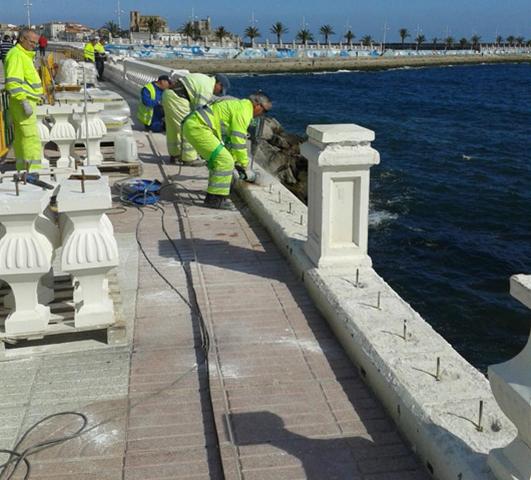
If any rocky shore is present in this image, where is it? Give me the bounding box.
[151,53,530,74]
[253,117,307,201]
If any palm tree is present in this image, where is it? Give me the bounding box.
[319,24,335,44]
[399,28,410,46]
[444,36,454,50]
[146,17,162,44]
[296,29,314,46]
[459,37,468,49]
[344,30,355,46]
[361,35,373,47]
[495,35,503,46]
[215,26,230,46]
[415,34,425,51]
[470,34,481,51]
[515,36,525,47]
[270,22,288,45]
[506,35,515,46]
[180,21,195,45]
[103,21,119,37]
[432,37,438,49]
[244,26,260,47]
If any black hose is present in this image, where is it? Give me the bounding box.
[0,412,88,480]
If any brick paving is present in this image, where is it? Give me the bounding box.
[0,81,429,479]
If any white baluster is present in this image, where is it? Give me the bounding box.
[48,104,77,169]
[488,274,531,480]
[0,181,53,335]
[57,173,118,328]
[73,104,107,166]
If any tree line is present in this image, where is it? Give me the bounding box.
[100,20,531,49]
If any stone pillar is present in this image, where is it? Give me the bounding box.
[0,182,53,335]
[488,274,531,480]
[300,124,380,268]
[57,173,119,328]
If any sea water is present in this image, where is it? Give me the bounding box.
[231,63,531,371]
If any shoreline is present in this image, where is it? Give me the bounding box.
[149,53,531,74]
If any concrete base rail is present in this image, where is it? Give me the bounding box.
[235,125,522,480]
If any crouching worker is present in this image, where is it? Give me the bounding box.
[162,72,230,165]
[183,92,272,209]
[136,75,170,132]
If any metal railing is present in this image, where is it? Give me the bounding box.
[0,90,13,158]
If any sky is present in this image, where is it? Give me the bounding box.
[4,0,531,42]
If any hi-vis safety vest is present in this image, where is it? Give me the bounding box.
[195,98,252,167]
[83,42,95,61]
[94,42,105,57]
[4,44,44,103]
[136,82,156,126]
[180,73,216,109]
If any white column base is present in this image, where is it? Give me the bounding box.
[74,274,114,328]
[488,439,531,480]
[5,303,50,335]
[304,241,373,269]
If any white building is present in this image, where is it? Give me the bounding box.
[40,22,66,40]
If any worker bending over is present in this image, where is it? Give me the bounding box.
[137,75,170,133]
[183,92,272,209]
[4,28,44,171]
[162,72,230,166]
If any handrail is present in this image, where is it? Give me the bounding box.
[0,90,13,159]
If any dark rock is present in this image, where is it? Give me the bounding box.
[252,116,308,201]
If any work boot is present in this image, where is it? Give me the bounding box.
[204,193,233,210]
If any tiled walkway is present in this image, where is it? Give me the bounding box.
[0,81,429,479]
[111,125,429,479]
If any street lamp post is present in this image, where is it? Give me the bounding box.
[24,0,32,28]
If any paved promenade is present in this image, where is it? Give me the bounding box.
[0,82,429,479]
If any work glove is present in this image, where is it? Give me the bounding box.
[235,165,257,183]
[21,100,33,117]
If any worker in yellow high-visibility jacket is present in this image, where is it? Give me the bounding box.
[4,28,44,171]
[83,38,97,62]
[94,38,106,80]
[183,92,272,209]
[162,72,230,165]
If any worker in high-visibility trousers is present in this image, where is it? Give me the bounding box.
[162,72,230,166]
[94,38,106,81]
[4,28,45,171]
[183,92,272,209]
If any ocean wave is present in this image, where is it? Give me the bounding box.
[369,210,399,227]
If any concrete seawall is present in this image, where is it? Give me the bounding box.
[234,167,516,480]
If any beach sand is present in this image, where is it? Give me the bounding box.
[150,53,531,74]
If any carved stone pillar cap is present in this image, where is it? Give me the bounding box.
[306,124,375,144]
[57,179,111,212]
[0,184,50,214]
